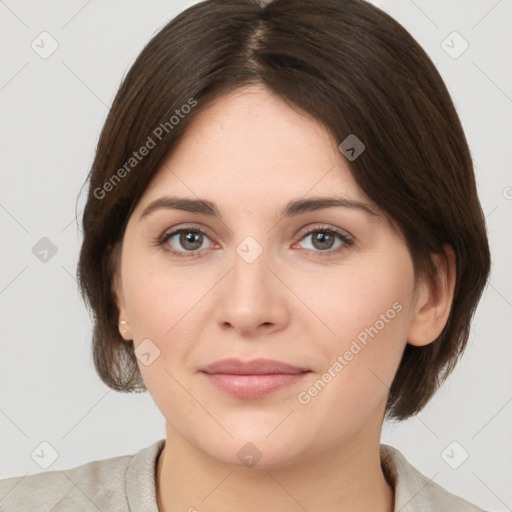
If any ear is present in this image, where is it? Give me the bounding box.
[112,271,133,341]
[407,244,456,347]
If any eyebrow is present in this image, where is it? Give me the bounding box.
[139,195,379,221]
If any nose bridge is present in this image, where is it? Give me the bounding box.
[230,234,272,299]
[213,232,287,333]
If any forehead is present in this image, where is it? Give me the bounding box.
[136,85,370,214]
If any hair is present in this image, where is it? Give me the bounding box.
[77,0,490,420]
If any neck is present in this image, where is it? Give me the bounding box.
[156,424,394,512]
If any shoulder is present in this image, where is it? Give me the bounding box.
[380,444,487,512]
[0,439,165,512]
[0,452,133,512]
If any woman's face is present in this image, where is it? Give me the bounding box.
[114,85,422,468]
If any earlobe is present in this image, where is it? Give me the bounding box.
[407,244,456,347]
[118,320,133,340]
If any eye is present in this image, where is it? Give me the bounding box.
[294,225,353,255]
[158,226,213,257]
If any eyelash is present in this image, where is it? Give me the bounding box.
[154,223,354,258]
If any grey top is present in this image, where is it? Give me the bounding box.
[0,439,486,511]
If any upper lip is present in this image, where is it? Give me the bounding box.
[200,358,311,375]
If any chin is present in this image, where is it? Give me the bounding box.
[195,429,309,470]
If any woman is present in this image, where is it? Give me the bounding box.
[0,0,491,510]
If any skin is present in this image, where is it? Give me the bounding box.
[113,85,455,512]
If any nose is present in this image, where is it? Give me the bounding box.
[213,239,289,337]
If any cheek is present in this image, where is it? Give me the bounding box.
[121,256,226,398]
[122,260,208,421]
[304,244,415,352]
[294,250,415,425]
[123,255,209,342]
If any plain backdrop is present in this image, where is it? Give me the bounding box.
[0,1,511,510]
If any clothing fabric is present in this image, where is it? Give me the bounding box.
[0,439,486,511]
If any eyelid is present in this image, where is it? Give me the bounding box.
[158,223,214,242]
[294,223,352,243]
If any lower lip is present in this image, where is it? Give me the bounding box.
[201,372,311,399]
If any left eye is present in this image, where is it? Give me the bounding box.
[297,229,348,251]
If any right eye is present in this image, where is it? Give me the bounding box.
[159,227,214,257]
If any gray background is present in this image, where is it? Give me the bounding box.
[0,1,511,510]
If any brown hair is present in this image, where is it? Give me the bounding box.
[77,0,490,420]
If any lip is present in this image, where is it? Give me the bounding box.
[200,358,310,375]
[199,358,312,399]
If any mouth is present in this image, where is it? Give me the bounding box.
[199,358,312,399]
